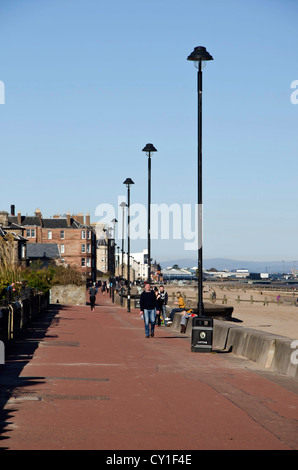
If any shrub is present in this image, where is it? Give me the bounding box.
[21,263,54,293]
[51,265,84,286]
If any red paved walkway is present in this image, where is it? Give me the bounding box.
[0,292,297,450]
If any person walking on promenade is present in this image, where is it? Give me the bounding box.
[101,281,106,296]
[140,282,159,338]
[159,285,168,325]
[167,291,185,324]
[154,287,163,326]
[89,283,98,312]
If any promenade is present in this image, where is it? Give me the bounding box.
[0,291,297,451]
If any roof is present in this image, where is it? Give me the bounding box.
[9,215,42,226]
[43,218,93,229]
[26,243,60,259]
[161,267,196,279]
[0,227,27,242]
[42,218,69,229]
[8,215,93,230]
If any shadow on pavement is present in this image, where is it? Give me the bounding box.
[0,304,63,450]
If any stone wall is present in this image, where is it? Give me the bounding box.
[49,285,86,306]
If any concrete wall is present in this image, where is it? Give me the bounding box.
[169,313,298,380]
[50,285,86,306]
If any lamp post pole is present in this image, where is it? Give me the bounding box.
[123,178,134,312]
[187,46,213,317]
[142,143,157,283]
[119,202,127,280]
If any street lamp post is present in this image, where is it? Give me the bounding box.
[119,201,127,280]
[187,46,213,317]
[117,245,120,270]
[142,143,157,283]
[111,218,118,276]
[123,178,134,312]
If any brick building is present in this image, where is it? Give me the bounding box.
[6,208,97,282]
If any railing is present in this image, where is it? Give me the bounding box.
[170,291,298,308]
[0,289,49,342]
[0,286,36,307]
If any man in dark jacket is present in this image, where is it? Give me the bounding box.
[140,282,159,338]
[159,285,168,325]
[89,283,98,312]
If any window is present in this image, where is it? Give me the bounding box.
[60,230,65,239]
[87,230,91,239]
[60,244,65,254]
[26,228,36,238]
[47,230,52,240]
[86,258,91,267]
[81,230,86,239]
[81,258,86,267]
[81,244,86,253]
[87,244,90,253]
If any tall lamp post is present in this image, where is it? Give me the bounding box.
[123,178,134,312]
[142,143,157,283]
[119,201,127,280]
[111,218,118,277]
[187,46,213,317]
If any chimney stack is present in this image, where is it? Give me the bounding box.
[35,208,43,226]
[67,212,71,227]
[17,210,22,225]
[85,213,90,226]
[76,213,84,224]
[11,205,15,216]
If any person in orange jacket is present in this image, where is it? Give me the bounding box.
[167,292,185,324]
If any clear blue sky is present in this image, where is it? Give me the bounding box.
[0,0,297,266]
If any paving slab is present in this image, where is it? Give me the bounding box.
[0,293,297,451]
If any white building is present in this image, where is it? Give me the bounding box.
[162,266,196,281]
[130,249,148,280]
[116,249,148,281]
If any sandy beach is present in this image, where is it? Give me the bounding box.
[163,282,298,340]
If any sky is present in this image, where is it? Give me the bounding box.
[0,0,297,267]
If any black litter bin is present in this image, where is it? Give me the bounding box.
[134,297,140,309]
[191,317,213,352]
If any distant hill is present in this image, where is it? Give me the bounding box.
[159,258,295,274]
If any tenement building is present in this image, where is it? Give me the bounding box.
[5,207,96,282]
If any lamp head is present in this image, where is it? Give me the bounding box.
[123,178,134,187]
[142,143,157,156]
[187,46,213,69]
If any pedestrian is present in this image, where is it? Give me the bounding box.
[180,310,194,333]
[102,281,106,295]
[154,287,162,326]
[89,283,98,312]
[159,285,168,325]
[140,282,159,338]
[167,291,185,324]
